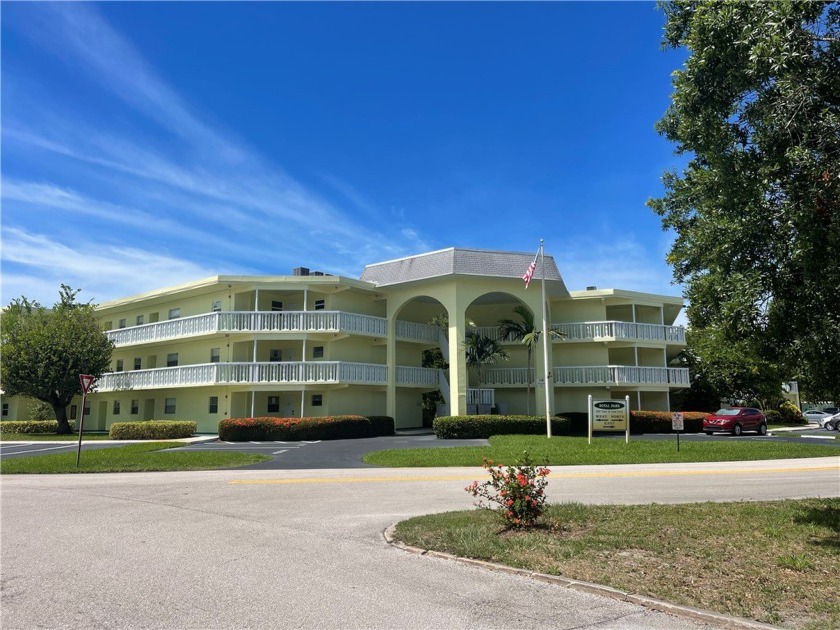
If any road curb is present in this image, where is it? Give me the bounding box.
[383,524,780,630]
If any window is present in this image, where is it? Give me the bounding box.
[314,299,325,311]
[168,308,180,320]
[312,346,324,358]
[271,300,283,312]
[167,353,179,367]
[83,400,91,416]
[267,396,280,413]
[312,394,323,407]
[209,396,219,414]
[136,315,144,325]
[164,398,176,414]
[118,318,126,329]
[116,359,124,372]
[2,403,9,417]
[70,405,78,420]
[131,400,139,415]
[269,349,282,362]
[210,348,220,363]
[211,299,222,313]
[113,400,121,415]
[134,357,142,370]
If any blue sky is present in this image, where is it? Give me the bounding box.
[2,2,688,311]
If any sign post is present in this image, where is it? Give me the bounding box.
[671,412,684,452]
[625,395,630,444]
[76,374,95,468]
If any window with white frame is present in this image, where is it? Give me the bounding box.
[113,400,121,415]
[116,359,124,372]
[165,398,176,414]
[136,315,144,325]
[269,349,282,362]
[167,353,179,367]
[118,319,126,329]
[2,403,9,417]
[210,348,220,363]
[314,299,325,311]
[312,346,324,358]
[267,396,280,412]
[312,394,323,407]
[168,308,180,320]
[209,396,219,414]
[83,400,91,415]
[211,299,222,313]
[131,400,139,415]
[271,300,283,312]
[134,357,142,370]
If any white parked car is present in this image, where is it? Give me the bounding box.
[824,412,840,431]
[803,410,834,426]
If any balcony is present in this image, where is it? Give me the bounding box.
[468,321,686,344]
[480,365,690,388]
[552,321,686,344]
[106,311,448,347]
[96,362,441,392]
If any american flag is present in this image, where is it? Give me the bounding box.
[522,251,538,288]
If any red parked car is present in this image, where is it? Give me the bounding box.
[703,407,767,436]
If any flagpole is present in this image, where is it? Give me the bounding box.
[540,240,552,438]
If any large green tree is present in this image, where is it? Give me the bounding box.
[1,285,114,434]
[650,1,840,402]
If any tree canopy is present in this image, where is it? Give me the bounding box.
[1,285,114,433]
[650,0,840,402]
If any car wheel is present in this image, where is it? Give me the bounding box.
[758,423,767,436]
[827,423,835,431]
[732,424,743,436]
[705,431,715,436]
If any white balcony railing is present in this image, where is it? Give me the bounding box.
[552,321,686,343]
[467,388,495,406]
[106,311,453,347]
[467,321,685,344]
[480,365,689,388]
[96,362,444,392]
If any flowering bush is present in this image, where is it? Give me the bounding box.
[465,451,550,528]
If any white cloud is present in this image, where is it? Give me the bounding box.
[1,227,217,305]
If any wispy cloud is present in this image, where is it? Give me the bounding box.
[1,227,217,305]
[2,3,427,300]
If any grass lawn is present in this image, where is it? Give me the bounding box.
[363,434,840,467]
[395,498,840,629]
[0,433,112,442]
[0,442,269,474]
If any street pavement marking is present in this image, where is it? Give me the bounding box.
[0,444,77,454]
[229,463,839,485]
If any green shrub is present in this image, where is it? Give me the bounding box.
[433,415,571,439]
[629,411,709,434]
[109,421,197,440]
[765,410,782,425]
[0,420,76,434]
[218,415,395,441]
[777,401,806,425]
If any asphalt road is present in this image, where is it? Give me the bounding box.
[2,457,838,629]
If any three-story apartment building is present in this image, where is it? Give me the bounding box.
[3,248,688,432]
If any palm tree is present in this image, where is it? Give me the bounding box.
[464,332,509,386]
[498,305,563,415]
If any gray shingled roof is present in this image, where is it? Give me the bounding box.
[360,247,567,290]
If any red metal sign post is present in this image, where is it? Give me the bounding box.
[77,374,95,468]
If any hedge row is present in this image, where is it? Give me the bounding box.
[434,411,712,439]
[0,420,77,434]
[628,411,709,434]
[218,415,395,442]
[109,421,197,440]
[433,415,571,439]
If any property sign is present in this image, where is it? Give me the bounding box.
[671,412,684,431]
[592,399,628,431]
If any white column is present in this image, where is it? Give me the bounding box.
[632,304,637,323]
[251,288,259,417]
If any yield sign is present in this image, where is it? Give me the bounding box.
[79,374,95,394]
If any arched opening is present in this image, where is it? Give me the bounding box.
[393,296,450,427]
